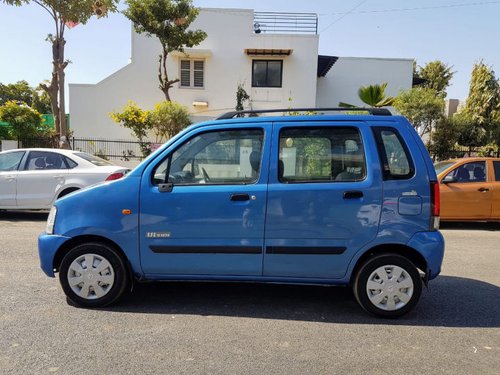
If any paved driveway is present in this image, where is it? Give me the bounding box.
[0,212,499,374]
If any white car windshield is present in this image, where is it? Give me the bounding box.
[75,152,114,166]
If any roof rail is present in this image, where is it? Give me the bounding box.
[216,107,392,120]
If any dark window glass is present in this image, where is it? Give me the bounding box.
[26,151,67,170]
[494,161,500,181]
[74,152,113,166]
[445,161,486,183]
[278,127,365,183]
[180,59,204,88]
[373,128,414,180]
[0,151,24,171]
[252,60,282,88]
[64,156,78,169]
[153,129,264,186]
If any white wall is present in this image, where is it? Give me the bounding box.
[69,8,319,140]
[316,57,413,108]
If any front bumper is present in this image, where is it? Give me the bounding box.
[407,230,445,280]
[38,232,71,277]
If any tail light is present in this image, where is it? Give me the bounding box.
[430,181,440,230]
[106,172,125,181]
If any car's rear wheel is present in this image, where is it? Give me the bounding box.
[353,254,422,318]
[59,243,128,307]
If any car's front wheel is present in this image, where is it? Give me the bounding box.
[59,243,128,307]
[353,254,422,318]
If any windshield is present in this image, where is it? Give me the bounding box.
[75,152,114,166]
[434,161,456,175]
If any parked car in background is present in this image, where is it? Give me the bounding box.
[39,108,444,318]
[0,148,129,210]
[435,157,500,221]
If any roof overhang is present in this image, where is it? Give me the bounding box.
[171,48,212,58]
[245,48,293,56]
[317,55,339,77]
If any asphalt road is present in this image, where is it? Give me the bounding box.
[0,212,499,374]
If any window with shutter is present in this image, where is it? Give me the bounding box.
[179,59,205,88]
[180,60,191,87]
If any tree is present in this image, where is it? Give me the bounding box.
[415,60,454,98]
[0,80,33,105]
[0,101,43,139]
[150,101,191,142]
[110,101,152,157]
[393,87,445,137]
[430,117,458,160]
[0,80,52,113]
[454,61,500,151]
[453,111,488,152]
[235,83,250,112]
[3,0,119,148]
[123,0,207,101]
[339,83,394,108]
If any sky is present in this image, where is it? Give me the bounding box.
[1,0,500,103]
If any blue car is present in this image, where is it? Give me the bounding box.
[38,109,444,318]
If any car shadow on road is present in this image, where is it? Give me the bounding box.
[440,221,500,231]
[106,275,499,328]
[0,210,48,222]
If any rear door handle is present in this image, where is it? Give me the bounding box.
[477,187,490,192]
[230,193,250,202]
[343,191,363,199]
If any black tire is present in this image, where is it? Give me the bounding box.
[59,242,128,308]
[353,254,422,318]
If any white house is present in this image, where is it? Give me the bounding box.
[69,8,413,141]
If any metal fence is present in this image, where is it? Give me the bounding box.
[18,137,150,162]
[253,12,318,34]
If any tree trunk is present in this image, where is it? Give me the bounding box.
[158,44,179,102]
[43,35,70,149]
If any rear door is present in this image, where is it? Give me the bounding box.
[0,151,25,207]
[263,122,383,279]
[490,160,500,219]
[15,151,69,209]
[139,124,270,276]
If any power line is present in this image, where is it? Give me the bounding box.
[319,0,370,33]
[321,1,500,17]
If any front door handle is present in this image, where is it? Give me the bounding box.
[477,187,490,192]
[230,193,250,202]
[343,191,363,199]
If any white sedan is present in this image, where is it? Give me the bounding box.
[0,148,130,210]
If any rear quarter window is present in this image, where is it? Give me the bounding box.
[373,127,415,180]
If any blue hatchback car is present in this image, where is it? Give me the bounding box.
[38,109,444,317]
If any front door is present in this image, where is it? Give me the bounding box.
[139,126,269,276]
[0,151,25,207]
[263,123,383,279]
[440,161,492,220]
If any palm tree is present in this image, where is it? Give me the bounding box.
[340,82,395,108]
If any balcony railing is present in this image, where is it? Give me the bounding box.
[253,12,318,35]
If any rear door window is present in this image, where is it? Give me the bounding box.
[494,161,500,181]
[278,127,365,182]
[25,151,68,170]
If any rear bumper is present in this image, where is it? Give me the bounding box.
[407,231,445,280]
[38,233,71,277]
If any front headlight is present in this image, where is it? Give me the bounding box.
[46,206,57,235]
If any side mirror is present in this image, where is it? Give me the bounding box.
[442,175,456,184]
